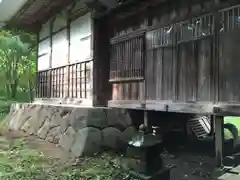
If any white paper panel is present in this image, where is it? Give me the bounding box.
[38,54,50,71]
[53,13,67,32]
[38,38,50,56]
[71,12,91,41]
[52,29,68,68]
[70,35,92,63]
[39,21,50,40]
[70,13,92,63]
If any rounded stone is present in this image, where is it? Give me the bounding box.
[59,127,76,152]
[9,104,41,131]
[70,115,87,131]
[106,109,132,131]
[50,113,62,128]
[46,126,61,143]
[69,108,108,131]
[58,116,71,134]
[102,127,122,149]
[71,127,102,157]
[87,109,108,129]
[20,119,31,133]
[37,118,51,139]
[122,126,138,142]
[9,109,27,130]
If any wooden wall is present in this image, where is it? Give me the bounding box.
[36,0,240,107]
[107,0,240,106]
[107,7,147,102]
[93,16,111,106]
[36,2,94,106]
[146,25,176,101]
[145,0,215,103]
[218,10,240,103]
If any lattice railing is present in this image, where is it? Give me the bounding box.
[36,60,92,99]
[220,5,240,33]
[146,25,175,49]
[68,60,92,99]
[51,66,67,98]
[37,70,51,98]
[176,14,214,42]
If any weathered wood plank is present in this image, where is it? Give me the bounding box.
[155,48,163,101]
[146,49,157,100]
[219,32,240,103]
[197,39,212,101]
[106,1,240,113]
[178,42,197,101]
[93,17,111,106]
[111,82,144,101]
[213,104,240,116]
[162,47,174,100]
[167,102,214,114]
[108,100,214,114]
[214,115,224,167]
[108,100,145,109]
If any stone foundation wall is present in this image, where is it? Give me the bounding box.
[7,103,137,157]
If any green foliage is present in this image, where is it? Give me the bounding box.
[0,138,51,180]
[0,136,130,180]
[0,28,36,101]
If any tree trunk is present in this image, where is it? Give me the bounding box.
[28,80,33,102]
[5,84,10,98]
[10,82,18,99]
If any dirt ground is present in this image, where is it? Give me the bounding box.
[162,151,216,180]
[2,129,76,164]
[0,129,227,180]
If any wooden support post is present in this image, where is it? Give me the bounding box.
[66,13,71,98]
[214,115,224,167]
[213,0,220,103]
[210,115,214,136]
[144,110,153,133]
[144,110,148,127]
[49,19,53,98]
[36,32,40,99]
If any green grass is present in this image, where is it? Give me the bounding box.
[0,138,52,180]
[0,89,30,103]
[224,116,240,136]
[0,136,129,180]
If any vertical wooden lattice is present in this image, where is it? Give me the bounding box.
[36,61,93,99]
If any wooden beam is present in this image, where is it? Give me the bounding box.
[210,115,214,136]
[214,115,224,167]
[212,0,221,103]
[32,1,69,26]
[214,105,240,116]
[9,0,73,32]
[144,110,153,133]
[49,19,53,98]
[167,102,213,114]
[144,110,148,127]
[35,32,39,98]
[66,10,71,98]
[9,0,37,23]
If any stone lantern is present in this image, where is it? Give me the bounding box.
[123,124,171,180]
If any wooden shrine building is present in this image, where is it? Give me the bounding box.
[5,0,240,166]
